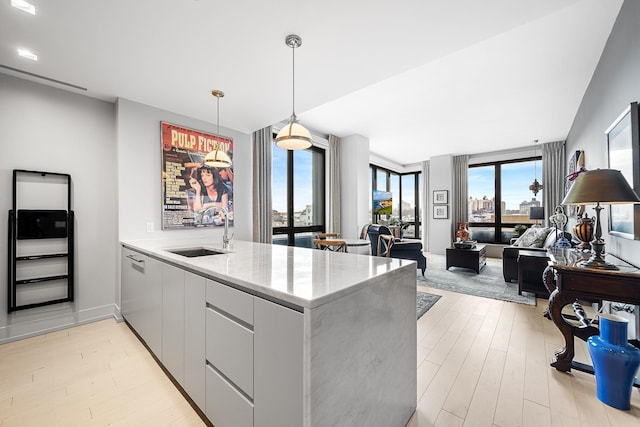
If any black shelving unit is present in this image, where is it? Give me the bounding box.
[7,169,74,312]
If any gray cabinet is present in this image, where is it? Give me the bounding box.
[204,279,304,427]
[184,272,206,409]
[206,280,254,395]
[205,279,255,425]
[161,263,185,385]
[205,364,253,427]
[121,248,162,356]
[254,298,303,427]
[121,247,142,326]
[121,246,304,427]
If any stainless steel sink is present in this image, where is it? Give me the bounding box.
[168,248,226,257]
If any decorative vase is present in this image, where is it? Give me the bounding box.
[455,222,470,241]
[574,213,595,250]
[587,313,640,410]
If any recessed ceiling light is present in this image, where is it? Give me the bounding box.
[18,48,37,61]
[11,0,36,15]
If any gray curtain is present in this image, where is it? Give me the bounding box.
[542,140,566,226]
[452,155,469,239]
[421,160,430,251]
[252,126,272,243]
[327,135,341,235]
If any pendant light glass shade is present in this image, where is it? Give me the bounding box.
[276,34,313,150]
[205,89,232,168]
[276,122,312,150]
[204,149,232,168]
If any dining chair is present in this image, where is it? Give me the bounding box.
[313,239,347,252]
[359,223,371,240]
[314,233,340,240]
[377,234,395,257]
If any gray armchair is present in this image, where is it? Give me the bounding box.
[367,224,426,276]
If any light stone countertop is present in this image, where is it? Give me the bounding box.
[121,237,415,309]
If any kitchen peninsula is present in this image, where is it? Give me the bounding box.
[121,237,417,427]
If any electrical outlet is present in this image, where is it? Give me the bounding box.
[146,222,154,233]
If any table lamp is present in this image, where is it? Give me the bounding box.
[529,207,544,227]
[561,169,640,270]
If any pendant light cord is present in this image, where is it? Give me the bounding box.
[291,43,296,120]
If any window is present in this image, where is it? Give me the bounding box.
[400,173,422,239]
[468,157,542,243]
[272,141,325,247]
[369,165,421,239]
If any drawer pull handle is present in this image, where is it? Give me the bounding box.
[126,255,145,263]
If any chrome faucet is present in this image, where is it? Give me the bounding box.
[199,206,232,248]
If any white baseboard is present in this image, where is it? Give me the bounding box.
[0,303,120,345]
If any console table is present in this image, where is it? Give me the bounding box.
[544,248,640,382]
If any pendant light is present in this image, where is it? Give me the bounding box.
[204,90,232,168]
[529,140,543,196]
[275,34,313,150]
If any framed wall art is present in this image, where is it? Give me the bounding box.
[433,190,448,204]
[160,121,234,230]
[606,102,640,240]
[433,204,449,219]
[565,150,585,217]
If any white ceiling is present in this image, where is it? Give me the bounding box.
[0,0,623,165]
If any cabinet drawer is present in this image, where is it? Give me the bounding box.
[206,279,253,326]
[206,307,254,397]
[206,364,253,427]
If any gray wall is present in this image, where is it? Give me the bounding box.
[565,0,640,266]
[116,98,252,242]
[428,155,453,254]
[0,74,118,342]
[340,134,370,240]
[0,76,254,343]
[115,99,251,315]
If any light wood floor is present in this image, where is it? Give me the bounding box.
[1,288,639,427]
[0,319,205,427]
[409,285,640,427]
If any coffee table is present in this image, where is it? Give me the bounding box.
[446,244,486,273]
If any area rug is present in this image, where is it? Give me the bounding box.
[417,252,536,306]
[417,291,441,320]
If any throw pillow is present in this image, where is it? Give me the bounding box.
[530,227,553,248]
[513,227,538,247]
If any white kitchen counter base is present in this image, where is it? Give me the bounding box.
[121,237,417,427]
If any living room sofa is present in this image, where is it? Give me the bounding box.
[367,224,426,275]
[502,227,573,283]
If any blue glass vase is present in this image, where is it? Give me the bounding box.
[587,313,640,410]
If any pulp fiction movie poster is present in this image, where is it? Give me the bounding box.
[161,121,234,229]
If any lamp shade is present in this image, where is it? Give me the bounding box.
[275,122,313,150]
[204,149,232,168]
[529,207,544,220]
[561,169,640,205]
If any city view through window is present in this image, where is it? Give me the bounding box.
[272,153,538,245]
[369,166,421,239]
[272,148,316,227]
[272,143,325,247]
[468,159,543,242]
